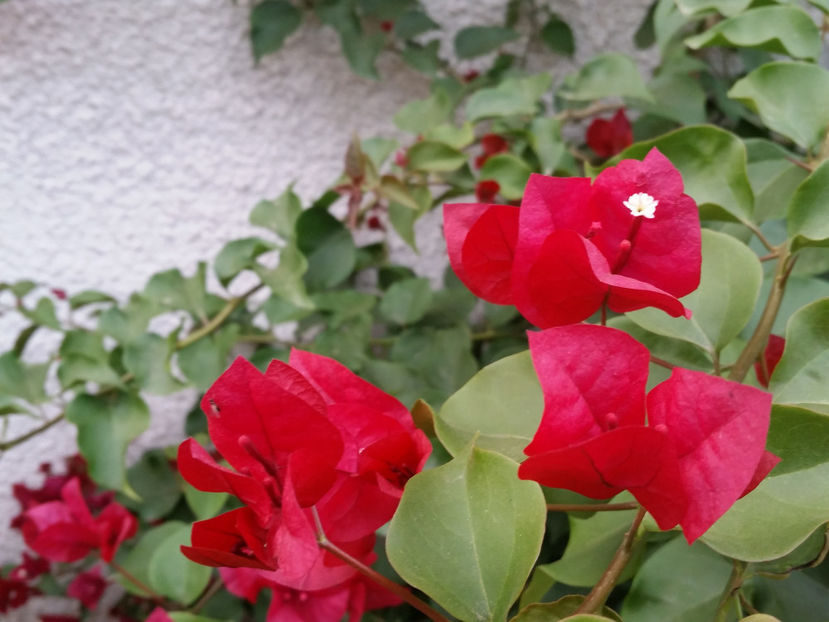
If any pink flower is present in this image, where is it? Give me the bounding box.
[586,109,633,158]
[445,148,701,326]
[518,325,779,542]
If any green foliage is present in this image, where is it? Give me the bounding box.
[559,53,653,103]
[250,0,303,61]
[455,26,520,59]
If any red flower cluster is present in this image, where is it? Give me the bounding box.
[220,565,400,621]
[586,109,633,158]
[475,179,500,202]
[19,477,137,563]
[178,351,430,594]
[444,148,701,326]
[518,325,778,542]
[474,133,509,168]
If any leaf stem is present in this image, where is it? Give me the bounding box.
[0,413,65,451]
[576,506,646,614]
[547,501,639,512]
[312,509,449,622]
[728,244,794,383]
[742,221,775,254]
[715,560,746,622]
[176,283,263,350]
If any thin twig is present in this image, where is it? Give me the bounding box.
[547,502,639,512]
[555,100,622,122]
[176,283,263,350]
[649,356,674,370]
[742,221,776,254]
[576,506,647,614]
[0,413,65,451]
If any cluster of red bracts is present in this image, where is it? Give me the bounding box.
[177,350,431,620]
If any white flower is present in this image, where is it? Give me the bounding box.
[623,192,658,219]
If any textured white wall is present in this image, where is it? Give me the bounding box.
[0,0,653,597]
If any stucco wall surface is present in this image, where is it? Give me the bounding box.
[0,0,653,613]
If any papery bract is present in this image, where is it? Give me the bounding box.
[518,325,776,542]
[754,334,785,387]
[445,148,701,326]
[474,133,509,168]
[179,351,430,592]
[67,566,107,610]
[19,478,137,563]
[586,109,633,158]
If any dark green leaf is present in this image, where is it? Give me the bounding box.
[121,449,181,521]
[295,206,356,291]
[788,159,829,251]
[249,185,303,239]
[124,333,186,395]
[539,14,575,56]
[149,522,212,605]
[12,325,38,358]
[145,263,210,320]
[393,9,439,38]
[177,325,239,391]
[400,39,442,75]
[214,237,276,288]
[386,444,546,622]
[66,391,150,492]
[379,277,432,325]
[339,28,385,80]
[454,26,520,59]
[250,0,303,61]
[512,596,622,621]
[634,0,658,48]
[254,243,313,308]
[745,138,810,222]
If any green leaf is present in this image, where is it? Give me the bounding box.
[0,352,49,404]
[214,237,276,287]
[149,522,212,605]
[394,9,439,38]
[124,333,185,395]
[184,483,229,521]
[788,159,829,251]
[539,13,574,56]
[424,122,475,150]
[98,294,156,344]
[540,496,642,587]
[145,264,209,320]
[685,7,821,60]
[466,74,552,122]
[378,175,419,210]
[338,27,385,80]
[249,186,303,239]
[675,0,752,16]
[406,140,466,172]
[295,206,356,291]
[729,62,829,152]
[394,88,452,134]
[311,289,377,326]
[379,277,432,325]
[559,53,653,102]
[627,229,762,354]
[169,613,229,622]
[250,0,303,61]
[254,243,313,308]
[400,40,442,75]
[309,315,370,370]
[117,522,182,597]
[642,71,707,125]
[479,154,532,200]
[745,138,810,222]
[177,325,239,391]
[66,391,150,491]
[454,26,520,59]
[608,317,713,372]
[386,444,546,622]
[121,449,181,521]
[745,572,829,622]
[528,117,565,174]
[621,538,732,621]
[511,597,622,621]
[68,289,116,309]
[21,298,61,330]
[437,350,543,461]
[361,136,398,169]
[614,125,754,223]
[702,405,829,561]
[769,298,829,406]
[58,354,124,390]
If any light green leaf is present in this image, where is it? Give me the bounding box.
[250,0,303,61]
[406,140,467,172]
[177,325,239,391]
[379,175,419,210]
[437,350,542,461]
[361,136,398,169]
[642,71,707,125]
[466,74,552,122]
[149,522,212,605]
[249,185,303,240]
[58,354,124,390]
[254,243,313,308]
[400,39,442,75]
[22,298,61,330]
[675,0,753,16]
[769,298,829,406]
[788,159,829,251]
[511,596,622,621]
[528,117,565,174]
[0,352,49,404]
[379,278,432,325]
[68,289,116,309]
[627,230,761,354]
[124,333,186,395]
[608,317,713,372]
[702,405,829,561]
[739,616,781,622]
[66,391,150,491]
[295,206,356,291]
[685,6,821,60]
[387,444,546,622]
[729,62,829,151]
[559,53,653,102]
[394,9,439,38]
[622,538,732,621]
[424,122,475,150]
[145,263,209,320]
[614,125,754,223]
[121,449,181,521]
[745,138,810,222]
[454,26,520,59]
[117,522,182,597]
[98,294,157,344]
[479,154,532,200]
[214,237,276,287]
[184,483,229,521]
[394,88,453,134]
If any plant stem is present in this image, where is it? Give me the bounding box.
[715,560,746,622]
[176,283,263,350]
[649,356,674,370]
[742,221,775,253]
[728,244,794,383]
[547,502,639,512]
[576,506,646,614]
[0,413,65,451]
[312,510,449,622]
[555,100,621,122]
[189,574,223,613]
[111,560,167,606]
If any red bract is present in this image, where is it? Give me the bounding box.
[0,576,37,613]
[178,352,430,591]
[475,179,500,203]
[586,109,633,158]
[221,565,401,622]
[67,566,107,610]
[518,325,778,542]
[754,334,785,387]
[474,133,509,168]
[19,478,137,563]
[445,148,701,326]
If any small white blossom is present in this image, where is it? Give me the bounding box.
[623,192,658,219]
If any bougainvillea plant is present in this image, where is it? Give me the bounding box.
[2,0,829,620]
